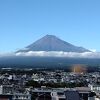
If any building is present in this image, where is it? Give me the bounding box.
[89,84,100,91]
[65,90,80,100]
[31,87,96,100]
[0,85,13,94]
[13,93,31,100]
[0,85,31,100]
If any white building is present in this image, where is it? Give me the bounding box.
[51,91,66,100]
[13,93,31,100]
[88,84,100,91]
[0,85,31,100]
[0,85,13,94]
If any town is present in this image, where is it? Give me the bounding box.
[0,66,99,100]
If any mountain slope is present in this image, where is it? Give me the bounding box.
[17,35,90,53]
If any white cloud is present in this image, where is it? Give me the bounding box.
[89,49,97,52]
[15,51,100,58]
[0,51,100,58]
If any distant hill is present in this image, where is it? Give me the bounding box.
[17,35,90,53]
[0,56,100,69]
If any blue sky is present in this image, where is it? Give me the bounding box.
[0,0,100,52]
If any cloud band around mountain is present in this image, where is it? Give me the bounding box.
[15,51,100,58]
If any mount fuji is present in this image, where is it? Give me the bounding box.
[17,35,90,53]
